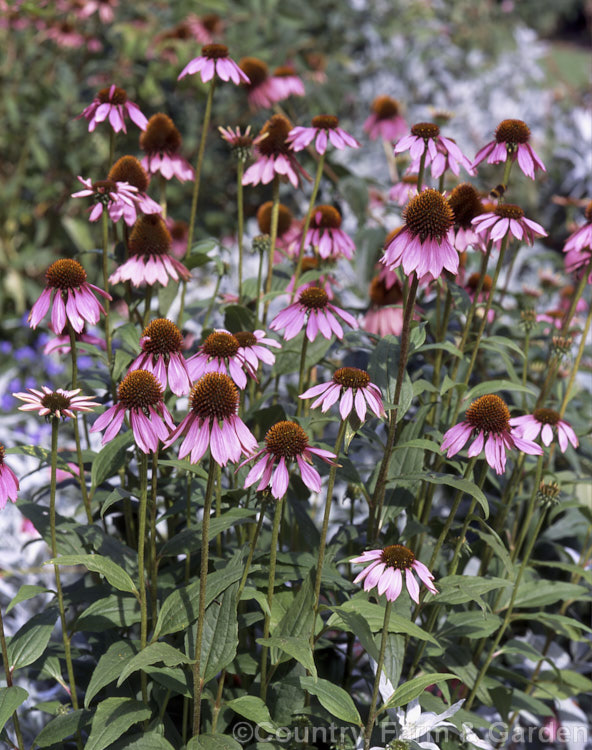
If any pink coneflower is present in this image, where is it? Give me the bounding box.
[285,257,338,300]
[242,420,336,499]
[90,370,174,454]
[536,309,565,332]
[77,0,118,23]
[510,408,578,453]
[381,189,458,280]
[300,367,384,421]
[164,373,257,466]
[109,214,191,287]
[72,176,144,225]
[256,201,299,254]
[351,545,437,603]
[364,96,407,142]
[185,13,223,44]
[78,84,147,133]
[107,156,162,223]
[14,386,99,420]
[44,21,96,50]
[238,57,278,109]
[394,123,471,179]
[471,119,546,179]
[565,247,592,283]
[471,204,546,247]
[287,115,360,155]
[0,445,19,510]
[448,183,485,252]
[563,202,592,254]
[441,394,543,474]
[129,319,193,396]
[219,125,263,165]
[140,114,194,182]
[362,274,405,338]
[465,273,495,323]
[43,325,106,356]
[28,259,111,334]
[187,330,255,390]
[243,114,310,189]
[407,138,474,179]
[270,65,305,100]
[302,205,355,260]
[234,330,281,370]
[178,44,248,84]
[270,287,358,342]
[389,175,419,207]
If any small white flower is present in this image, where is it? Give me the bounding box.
[461,723,493,749]
[396,699,465,750]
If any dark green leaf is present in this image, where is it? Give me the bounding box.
[300,677,362,725]
[47,555,138,595]
[85,698,151,750]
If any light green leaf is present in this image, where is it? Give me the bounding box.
[91,432,134,489]
[198,584,239,683]
[0,687,28,733]
[257,635,317,679]
[328,599,439,645]
[396,472,489,518]
[117,643,193,687]
[6,584,49,613]
[226,696,277,734]
[300,676,362,725]
[381,673,457,711]
[46,555,138,596]
[85,698,151,750]
[187,734,242,750]
[466,379,535,401]
[7,610,57,670]
[86,642,137,707]
[34,709,92,747]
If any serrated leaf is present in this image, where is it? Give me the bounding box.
[0,687,28,733]
[187,734,242,750]
[381,673,457,711]
[198,583,239,683]
[434,576,512,607]
[76,595,141,632]
[396,472,489,518]
[440,612,502,639]
[327,599,439,645]
[300,676,362,725]
[85,698,151,750]
[34,709,92,747]
[90,431,134,489]
[114,733,176,750]
[117,643,193,686]
[86,642,137,707]
[226,696,277,734]
[47,555,138,596]
[160,509,255,556]
[466,379,535,401]
[7,609,58,670]
[257,635,317,678]
[153,564,242,639]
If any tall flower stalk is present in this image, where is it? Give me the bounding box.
[291,151,325,296]
[260,494,285,701]
[68,324,93,524]
[0,605,25,750]
[363,600,392,750]
[137,452,150,704]
[262,176,280,325]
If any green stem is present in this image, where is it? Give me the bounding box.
[192,461,217,737]
[237,503,266,602]
[101,210,114,387]
[50,419,80,713]
[0,606,25,750]
[363,601,392,750]
[262,176,280,326]
[149,451,159,627]
[466,510,547,710]
[511,454,544,564]
[291,152,326,297]
[416,150,427,192]
[108,130,115,170]
[448,460,489,576]
[237,161,245,302]
[311,420,347,644]
[137,452,149,704]
[260,494,285,701]
[558,300,592,419]
[215,464,222,557]
[521,329,530,410]
[143,285,153,328]
[159,175,167,220]
[296,334,309,416]
[371,274,419,541]
[184,473,193,584]
[254,241,265,329]
[68,325,93,524]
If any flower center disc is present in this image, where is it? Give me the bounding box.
[46,259,87,289]
[140,113,182,154]
[190,372,238,419]
[128,215,172,257]
[465,394,510,433]
[533,407,560,425]
[41,392,71,414]
[495,119,530,144]
[369,276,402,307]
[274,65,296,77]
[239,57,268,86]
[257,201,293,235]
[313,205,342,229]
[142,318,183,355]
[257,114,292,157]
[108,156,149,192]
[202,43,228,59]
[467,272,493,293]
[404,189,454,241]
[333,367,370,389]
[202,331,240,358]
[234,331,257,347]
[381,544,416,570]
[118,370,163,409]
[448,183,484,229]
[410,122,440,139]
[494,203,524,220]
[299,287,329,310]
[311,114,339,130]
[0,445,4,464]
[372,95,400,119]
[98,86,127,104]
[265,421,309,459]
